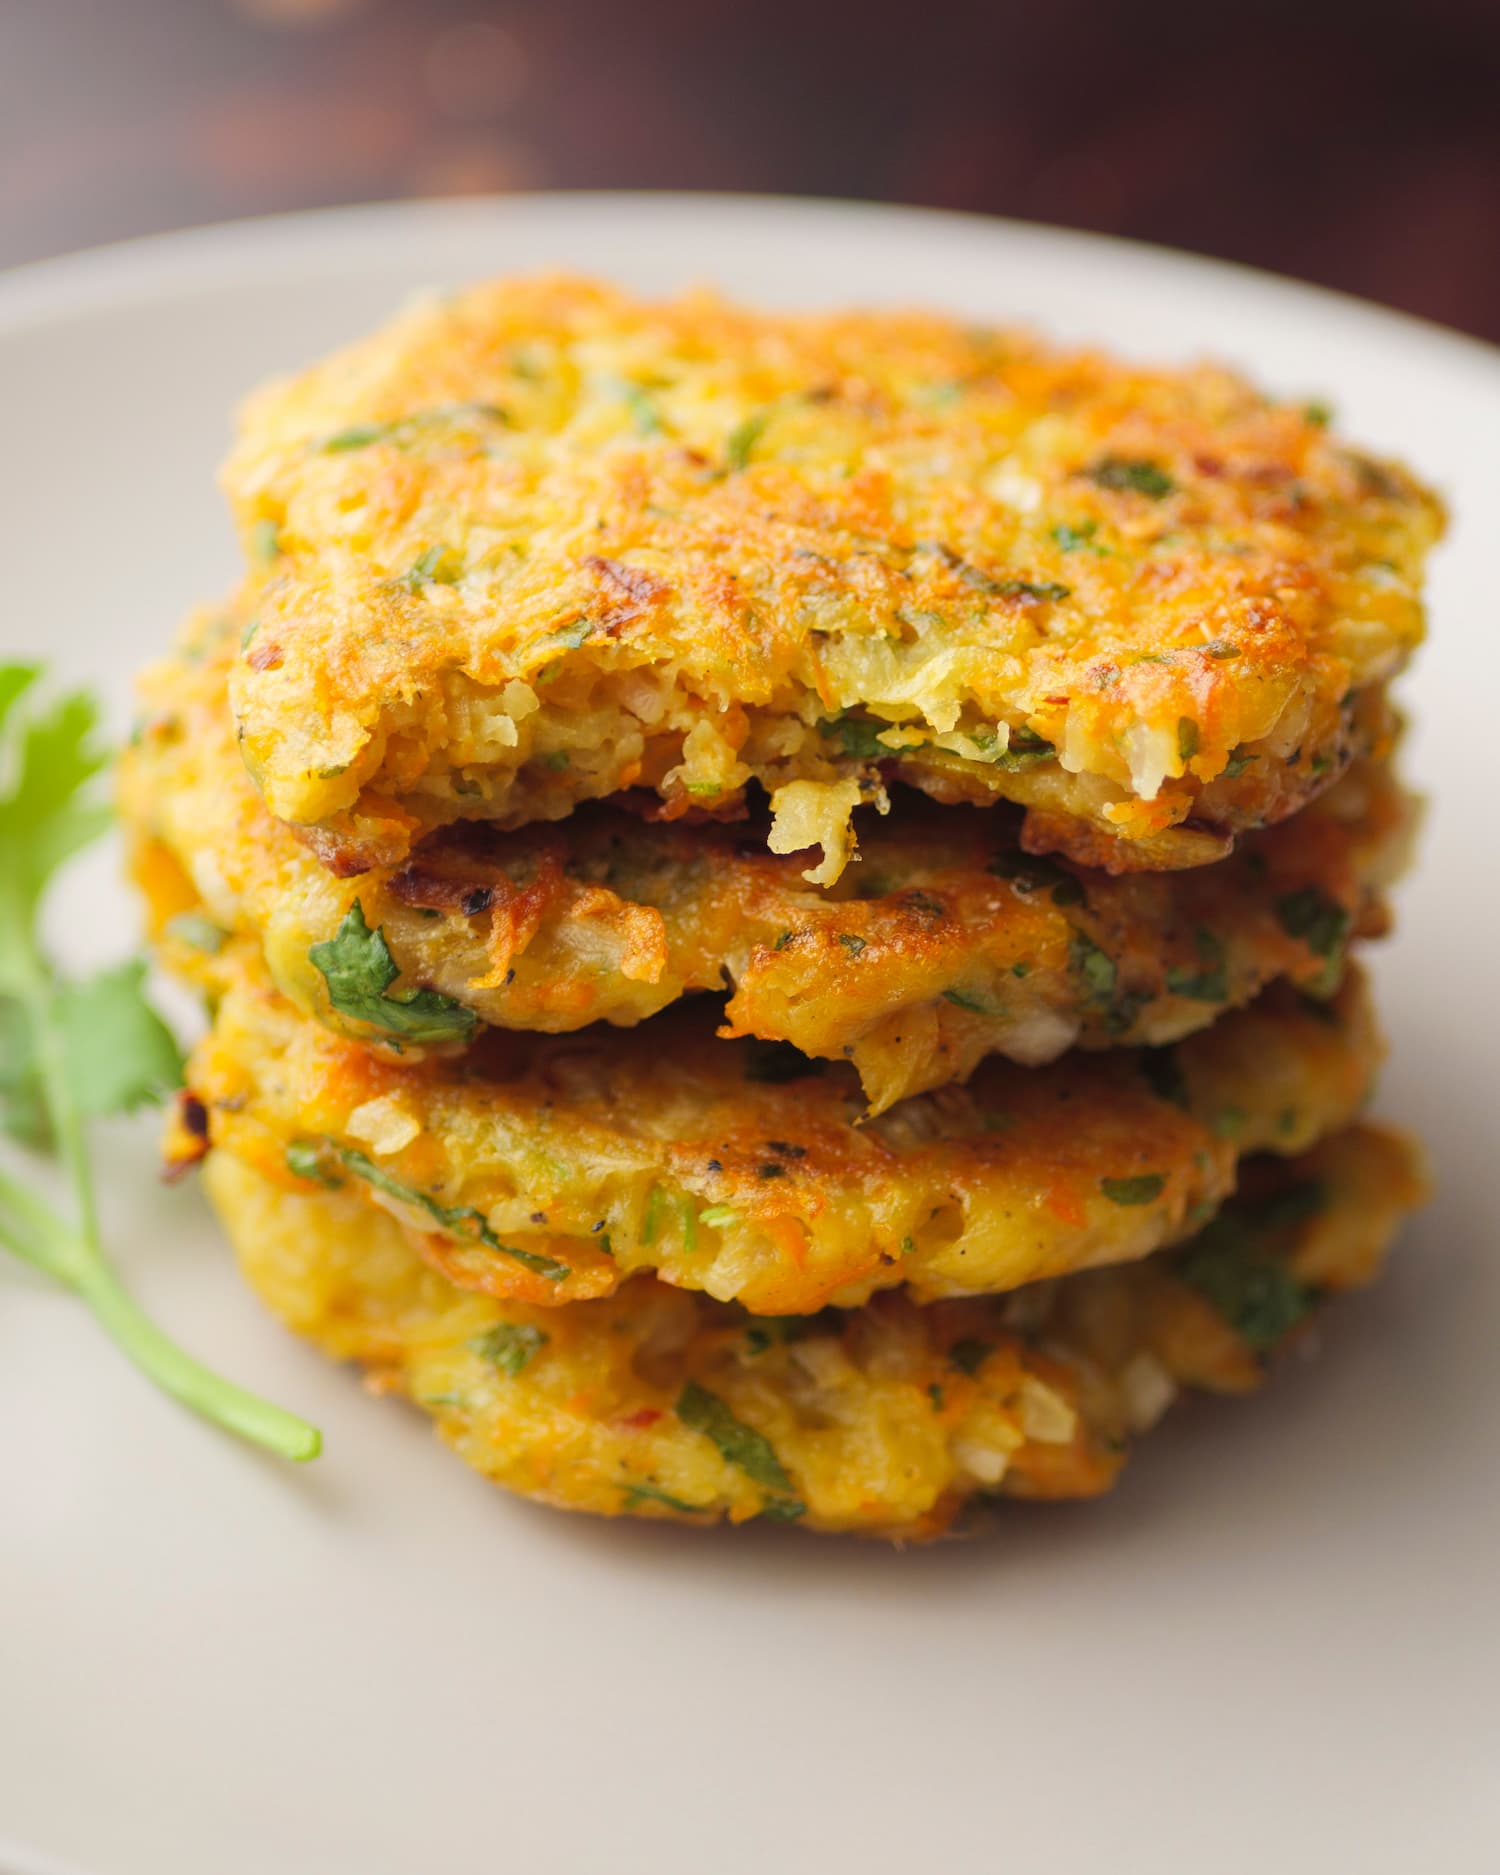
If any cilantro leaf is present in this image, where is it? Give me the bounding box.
[725,410,771,471]
[309,901,477,1046]
[0,667,319,1462]
[327,1140,570,1282]
[470,1321,548,1376]
[1086,456,1175,499]
[676,1379,804,1516]
[948,1337,991,1375]
[1100,1173,1166,1206]
[60,961,183,1118]
[1175,1215,1317,1350]
[0,996,47,1146]
[1275,887,1351,959]
[1165,929,1229,1003]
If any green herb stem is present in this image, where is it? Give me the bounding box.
[0,1162,319,1461]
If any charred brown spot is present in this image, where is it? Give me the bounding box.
[245,642,284,673]
[389,864,488,914]
[583,555,670,630]
[161,1089,211,1183]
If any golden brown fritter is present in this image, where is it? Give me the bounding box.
[205,1124,1426,1538]
[223,275,1441,877]
[124,616,1414,1112]
[168,931,1384,1316]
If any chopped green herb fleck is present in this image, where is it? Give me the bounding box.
[820,712,889,761]
[837,932,867,957]
[404,543,462,590]
[1203,639,1241,659]
[334,1144,569,1280]
[1222,746,1256,779]
[995,726,1057,769]
[757,1498,809,1523]
[323,422,392,452]
[620,382,661,435]
[1086,456,1175,499]
[725,410,771,471]
[989,848,1085,906]
[1303,400,1334,427]
[471,1321,547,1377]
[699,1204,739,1229]
[927,1382,946,1411]
[942,987,990,1014]
[948,1338,991,1376]
[1275,887,1351,960]
[1176,1217,1316,1350]
[541,620,593,652]
[251,518,281,565]
[1178,718,1200,764]
[1165,929,1229,1003]
[996,579,1071,602]
[622,1480,709,1515]
[309,901,477,1046]
[676,1379,802,1515]
[1051,520,1109,555]
[641,1185,664,1245]
[1100,1173,1166,1206]
[542,750,571,771]
[1070,931,1118,1003]
[285,1141,343,1189]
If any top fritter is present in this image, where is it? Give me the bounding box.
[225,275,1442,879]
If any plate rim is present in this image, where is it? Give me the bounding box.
[1,187,1497,384]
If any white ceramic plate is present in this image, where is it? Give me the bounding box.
[1,195,1495,1875]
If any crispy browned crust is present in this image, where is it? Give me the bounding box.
[123,620,1415,1112]
[172,925,1385,1316]
[206,1123,1427,1537]
[221,274,1442,874]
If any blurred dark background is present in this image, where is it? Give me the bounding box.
[6,0,1500,340]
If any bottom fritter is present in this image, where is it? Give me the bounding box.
[205,1124,1425,1540]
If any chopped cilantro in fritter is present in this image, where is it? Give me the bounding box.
[1086,456,1175,498]
[725,410,771,471]
[988,848,1086,907]
[1175,1209,1319,1350]
[471,1321,548,1376]
[820,712,889,761]
[1275,887,1351,959]
[309,901,477,1047]
[1100,1174,1167,1206]
[318,1140,569,1281]
[948,1337,991,1375]
[676,1380,804,1516]
[1166,929,1229,1003]
[285,1141,343,1189]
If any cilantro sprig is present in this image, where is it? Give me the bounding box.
[0,667,319,1461]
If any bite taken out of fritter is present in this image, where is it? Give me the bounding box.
[222,274,1443,879]
[124,616,1414,1112]
[206,1123,1427,1538]
[163,920,1385,1317]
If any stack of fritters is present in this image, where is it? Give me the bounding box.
[122,277,1440,1538]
